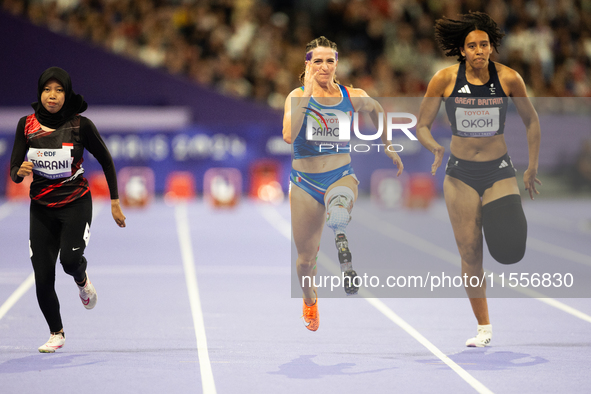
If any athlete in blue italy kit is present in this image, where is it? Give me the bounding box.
[416,12,541,348]
[282,36,403,331]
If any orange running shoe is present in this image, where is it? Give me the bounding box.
[302,290,319,331]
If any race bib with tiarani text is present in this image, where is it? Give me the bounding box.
[27,143,74,179]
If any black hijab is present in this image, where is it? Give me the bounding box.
[31,67,88,129]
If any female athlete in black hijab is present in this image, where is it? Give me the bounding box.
[10,66,126,353]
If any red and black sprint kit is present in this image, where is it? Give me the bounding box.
[10,114,118,207]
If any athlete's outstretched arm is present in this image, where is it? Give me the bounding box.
[506,71,541,200]
[416,70,447,175]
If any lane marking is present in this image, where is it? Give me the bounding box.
[175,203,217,394]
[527,237,591,268]
[257,204,291,239]
[259,205,494,394]
[355,206,591,324]
[93,201,106,218]
[0,201,17,222]
[0,272,34,322]
[0,200,106,322]
[525,206,591,235]
[429,204,591,268]
[364,296,493,394]
[0,202,30,322]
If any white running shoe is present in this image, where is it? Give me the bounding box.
[38,332,65,353]
[78,273,97,309]
[465,324,492,347]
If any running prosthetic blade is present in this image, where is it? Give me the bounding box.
[335,233,358,296]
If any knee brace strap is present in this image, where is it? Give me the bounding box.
[482,194,527,265]
[324,186,355,212]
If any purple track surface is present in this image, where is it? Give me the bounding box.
[1,197,590,393]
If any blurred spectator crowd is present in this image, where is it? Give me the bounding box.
[2,0,591,109]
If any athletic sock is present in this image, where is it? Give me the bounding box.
[76,274,87,287]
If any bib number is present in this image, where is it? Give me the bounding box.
[305,113,349,146]
[27,144,73,179]
[455,107,499,137]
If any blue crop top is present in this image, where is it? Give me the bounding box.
[293,84,355,159]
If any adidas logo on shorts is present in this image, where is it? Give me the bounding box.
[499,160,508,169]
[458,84,471,94]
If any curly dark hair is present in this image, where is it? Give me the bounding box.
[299,36,339,85]
[434,11,505,62]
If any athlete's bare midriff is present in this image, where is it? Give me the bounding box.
[449,134,508,161]
[292,153,351,173]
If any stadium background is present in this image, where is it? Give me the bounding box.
[1,2,591,394]
[1,0,590,201]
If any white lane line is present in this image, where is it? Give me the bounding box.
[0,200,107,323]
[491,280,591,324]
[357,208,461,269]
[93,201,106,217]
[365,296,494,394]
[0,201,29,322]
[175,203,217,394]
[0,272,34,322]
[525,206,591,235]
[257,204,291,239]
[0,201,17,222]
[430,204,591,268]
[525,208,578,232]
[527,237,591,268]
[356,206,591,324]
[532,296,591,324]
[258,205,494,394]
